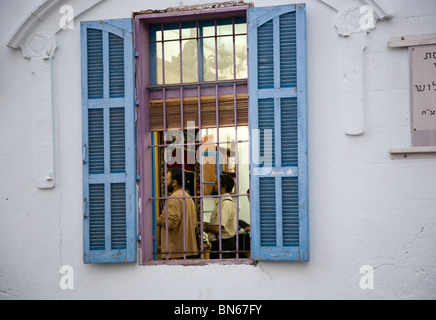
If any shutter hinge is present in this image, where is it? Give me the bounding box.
[83,197,88,219]
[136,235,142,241]
[135,100,140,107]
[136,175,140,181]
[82,144,87,164]
[134,51,139,57]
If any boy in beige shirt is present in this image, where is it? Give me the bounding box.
[204,174,237,259]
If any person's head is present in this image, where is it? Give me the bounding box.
[211,174,235,195]
[167,167,183,194]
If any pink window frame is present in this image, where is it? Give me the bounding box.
[135,5,253,265]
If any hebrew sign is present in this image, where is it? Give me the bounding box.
[411,44,436,131]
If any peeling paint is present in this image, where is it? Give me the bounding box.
[272,170,285,175]
[133,1,253,16]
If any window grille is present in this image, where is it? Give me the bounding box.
[148,17,251,261]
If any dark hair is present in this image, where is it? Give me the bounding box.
[220,174,235,193]
[168,167,183,187]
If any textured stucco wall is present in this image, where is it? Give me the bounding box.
[1,0,435,300]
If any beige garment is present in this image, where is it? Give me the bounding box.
[158,189,198,259]
[208,194,237,242]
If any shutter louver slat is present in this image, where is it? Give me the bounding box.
[260,177,276,247]
[87,29,104,99]
[259,99,275,167]
[281,98,298,167]
[280,12,297,87]
[89,184,105,250]
[110,108,125,173]
[282,177,299,246]
[88,109,104,173]
[111,183,127,249]
[258,20,274,89]
[109,33,125,98]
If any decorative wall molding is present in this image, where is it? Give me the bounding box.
[335,6,370,136]
[335,1,391,36]
[8,0,107,58]
[32,57,56,189]
[358,0,392,21]
[7,0,107,188]
[335,6,372,36]
[318,0,392,136]
[340,32,367,136]
[318,0,391,20]
[7,0,67,50]
[22,32,57,60]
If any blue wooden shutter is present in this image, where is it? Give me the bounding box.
[249,4,308,261]
[81,19,136,263]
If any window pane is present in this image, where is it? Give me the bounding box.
[202,25,215,38]
[235,22,247,34]
[217,36,234,81]
[155,30,162,42]
[217,21,232,36]
[182,39,198,83]
[181,25,196,39]
[156,42,163,85]
[163,28,179,41]
[235,35,247,79]
[202,37,216,82]
[164,41,180,84]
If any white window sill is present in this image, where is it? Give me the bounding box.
[389,147,436,159]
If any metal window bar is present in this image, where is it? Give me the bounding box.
[153,18,248,261]
[213,19,223,260]
[149,140,249,148]
[153,250,251,256]
[196,20,205,260]
[232,17,241,259]
[179,21,187,260]
[147,79,247,89]
[149,32,248,44]
[152,193,249,200]
[160,23,170,261]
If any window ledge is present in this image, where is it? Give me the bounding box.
[389,147,436,159]
[140,258,256,267]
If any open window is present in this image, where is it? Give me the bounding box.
[81,3,308,265]
[140,10,251,262]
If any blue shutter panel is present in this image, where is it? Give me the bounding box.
[249,4,308,261]
[81,19,136,264]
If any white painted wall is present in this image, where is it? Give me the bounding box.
[1,0,435,300]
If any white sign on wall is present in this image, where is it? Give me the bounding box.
[410,44,436,131]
